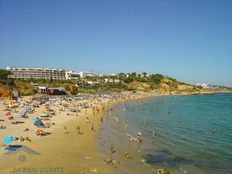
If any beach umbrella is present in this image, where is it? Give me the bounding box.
[34,120,44,127]
[32,118,38,123]
[3,136,14,144]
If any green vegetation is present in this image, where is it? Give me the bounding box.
[0,69,11,78]
[1,71,215,95]
[0,69,14,87]
[14,80,36,96]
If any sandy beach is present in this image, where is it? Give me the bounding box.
[0,92,156,174]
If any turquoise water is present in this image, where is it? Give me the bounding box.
[98,93,232,174]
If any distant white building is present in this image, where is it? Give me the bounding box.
[78,71,96,78]
[65,71,80,80]
[104,78,120,83]
[196,83,209,89]
[86,81,99,85]
[110,73,117,76]
[37,86,47,93]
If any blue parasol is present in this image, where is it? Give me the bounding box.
[3,136,14,144]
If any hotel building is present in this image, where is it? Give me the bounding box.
[6,67,66,80]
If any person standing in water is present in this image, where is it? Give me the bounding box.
[137,134,142,143]
[152,129,156,137]
[143,119,147,127]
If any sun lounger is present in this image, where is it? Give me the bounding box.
[5,145,22,151]
[12,121,25,124]
[5,147,17,151]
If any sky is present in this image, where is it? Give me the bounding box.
[0,0,232,86]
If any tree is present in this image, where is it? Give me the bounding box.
[50,77,53,83]
[0,69,11,79]
[130,72,137,78]
[118,73,126,80]
[150,74,164,84]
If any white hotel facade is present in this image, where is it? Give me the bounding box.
[6,67,95,80]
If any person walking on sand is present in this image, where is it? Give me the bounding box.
[109,145,115,161]
[64,126,68,134]
[77,125,81,134]
[86,116,89,122]
[91,123,95,131]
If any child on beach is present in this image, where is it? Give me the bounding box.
[77,125,81,134]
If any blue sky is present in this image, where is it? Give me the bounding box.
[0,0,232,86]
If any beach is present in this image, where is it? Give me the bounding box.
[0,92,156,174]
[2,92,231,174]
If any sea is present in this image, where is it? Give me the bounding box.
[97,93,232,174]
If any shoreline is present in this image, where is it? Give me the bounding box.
[97,92,232,174]
[0,92,157,174]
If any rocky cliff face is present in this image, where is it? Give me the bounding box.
[0,83,12,99]
[126,78,204,94]
[127,81,151,91]
[214,87,232,92]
